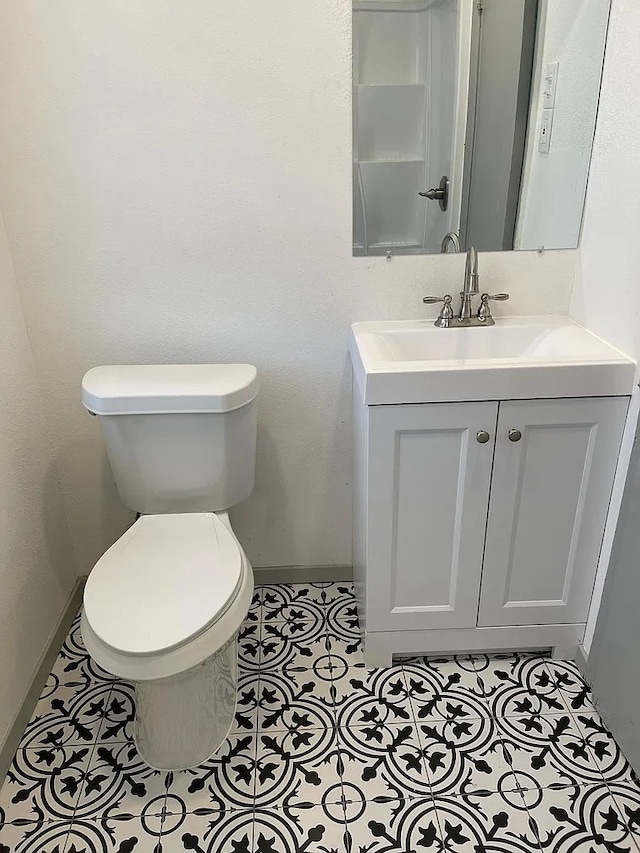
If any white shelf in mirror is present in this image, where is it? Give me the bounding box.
[354,84,426,162]
[358,158,426,165]
[355,83,427,88]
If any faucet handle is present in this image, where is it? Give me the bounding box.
[478,292,509,323]
[423,294,454,328]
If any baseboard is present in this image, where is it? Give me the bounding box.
[574,642,589,679]
[362,623,584,668]
[0,578,84,781]
[253,564,353,584]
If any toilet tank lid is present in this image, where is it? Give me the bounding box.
[82,364,259,415]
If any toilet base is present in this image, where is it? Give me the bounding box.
[134,635,238,771]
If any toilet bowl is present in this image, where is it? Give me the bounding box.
[82,511,253,770]
[80,363,259,770]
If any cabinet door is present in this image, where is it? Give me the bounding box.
[367,402,498,631]
[478,397,628,627]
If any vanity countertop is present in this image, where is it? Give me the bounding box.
[350,316,636,405]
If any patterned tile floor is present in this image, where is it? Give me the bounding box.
[1,582,640,852]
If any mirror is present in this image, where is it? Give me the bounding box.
[352,0,611,256]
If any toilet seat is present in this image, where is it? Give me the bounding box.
[83,513,243,657]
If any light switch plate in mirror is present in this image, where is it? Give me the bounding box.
[352,0,612,257]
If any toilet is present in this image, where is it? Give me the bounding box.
[79,364,259,771]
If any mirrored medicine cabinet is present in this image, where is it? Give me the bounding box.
[352,0,611,256]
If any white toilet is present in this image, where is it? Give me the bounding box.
[80,364,259,771]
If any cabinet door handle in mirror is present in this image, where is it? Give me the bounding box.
[418,176,449,212]
[477,430,491,444]
[508,429,522,442]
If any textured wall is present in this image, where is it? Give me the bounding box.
[0,215,76,746]
[570,0,640,657]
[571,0,640,360]
[0,0,575,575]
[517,0,610,250]
[587,440,640,771]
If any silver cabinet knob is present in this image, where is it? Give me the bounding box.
[508,429,522,442]
[477,430,491,444]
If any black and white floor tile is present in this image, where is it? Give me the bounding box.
[2,581,640,852]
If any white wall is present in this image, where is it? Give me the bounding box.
[0,214,76,746]
[570,0,640,654]
[0,0,576,576]
[516,0,610,250]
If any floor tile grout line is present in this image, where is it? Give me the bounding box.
[566,703,602,736]
[612,791,640,853]
[337,797,350,844]
[517,780,635,853]
[628,828,640,853]
[350,660,616,803]
[413,719,451,801]
[510,728,620,799]
[541,657,595,718]
[429,783,542,853]
[325,633,399,813]
[249,807,257,853]
[250,704,259,813]
[427,781,634,853]
[399,663,423,728]
[559,711,626,790]
[494,710,615,797]
[49,822,74,853]
[11,693,103,820]
[67,684,117,827]
[255,613,264,739]
[147,779,640,850]
[511,786,546,853]
[417,713,525,800]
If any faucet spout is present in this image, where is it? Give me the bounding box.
[422,244,509,328]
[460,246,480,320]
[464,246,479,294]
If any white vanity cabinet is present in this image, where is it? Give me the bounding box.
[478,398,628,628]
[364,401,496,632]
[354,394,629,664]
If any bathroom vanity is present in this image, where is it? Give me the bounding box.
[350,317,636,665]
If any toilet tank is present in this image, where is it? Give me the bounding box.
[82,365,258,514]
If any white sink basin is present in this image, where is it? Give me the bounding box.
[350,317,636,404]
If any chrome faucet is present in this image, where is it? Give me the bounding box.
[423,246,510,328]
[460,246,480,320]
